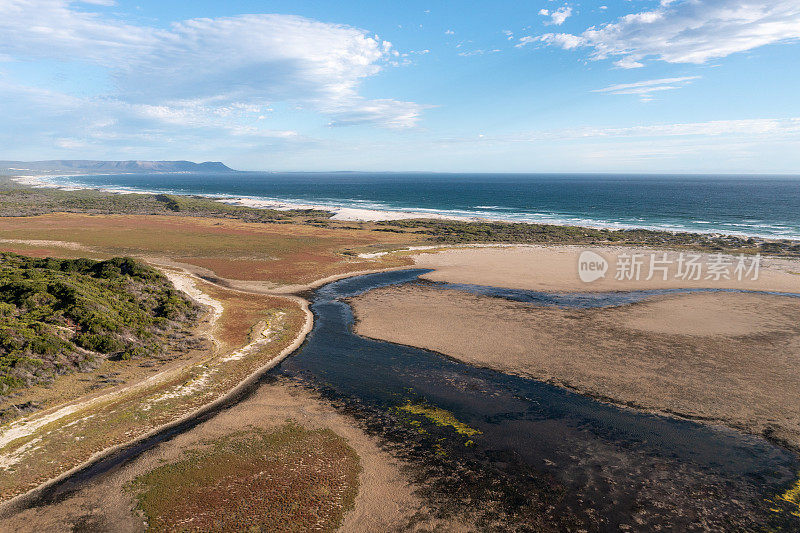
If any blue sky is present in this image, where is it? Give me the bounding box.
[1,0,799,172]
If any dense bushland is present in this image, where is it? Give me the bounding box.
[375,219,800,256]
[0,253,201,396]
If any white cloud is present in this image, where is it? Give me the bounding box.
[325,99,430,128]
[0,0,421,128]
[515,118,800,141]
[0,79,304,152]
[602,118,800,138]
[593,76,700,101]
[519,32,582,49]
[532,0,800,67]
[539,6,573,26]
[458,49,502,57]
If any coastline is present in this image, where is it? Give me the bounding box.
[12,173,800,241]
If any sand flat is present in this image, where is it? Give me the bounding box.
[412,245,800,292]
[351,285,800,449]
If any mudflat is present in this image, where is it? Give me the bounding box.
[351,285,800,449]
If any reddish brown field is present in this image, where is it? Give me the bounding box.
[0,213,417,284]
[131,423,361,532]
[201,282,304,351]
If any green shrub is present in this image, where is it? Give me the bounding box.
[0,252,201,397]
[75,333,125,354]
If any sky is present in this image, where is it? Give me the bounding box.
[1,0,799,173]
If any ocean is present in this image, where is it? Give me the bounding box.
[39,172,800,240]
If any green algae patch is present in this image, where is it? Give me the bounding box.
[129,423,361,532]
[770,474,800,519]
[396,401,482,438]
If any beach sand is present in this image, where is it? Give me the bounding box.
[412,245,800,292]
[351,246,800,449]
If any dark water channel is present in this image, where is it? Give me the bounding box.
[277,269,800,531]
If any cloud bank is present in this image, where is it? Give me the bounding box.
[594,76,700,101]
[0,0,423,138]
[529,0,800,67]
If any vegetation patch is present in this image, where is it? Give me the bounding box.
[0,253,200,402]
[396,401,481,438]
[770,474,800,519]
[0,213,416,284]
[0,186,333,223]
[130,423,361,532]
[375,219,800,257]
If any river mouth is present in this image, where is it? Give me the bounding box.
[277,269,800,531]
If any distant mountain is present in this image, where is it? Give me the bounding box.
[0,160,235,174]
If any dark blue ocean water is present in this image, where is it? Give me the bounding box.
[43,172,800,239]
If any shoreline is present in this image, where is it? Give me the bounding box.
[11,173,800,241]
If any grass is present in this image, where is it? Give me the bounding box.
[130,423,361,532]
[0,186,333,224]
[770,473,800,519]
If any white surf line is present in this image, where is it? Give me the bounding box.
[15,173,800,241]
